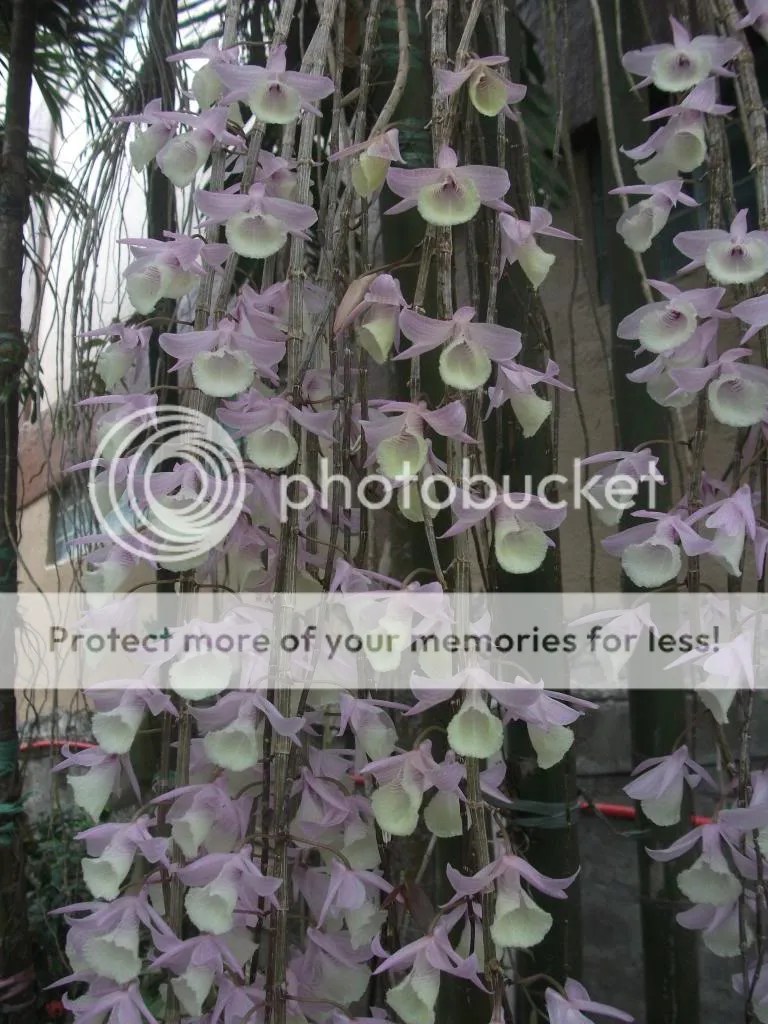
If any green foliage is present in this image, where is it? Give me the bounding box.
[23,807,91,991]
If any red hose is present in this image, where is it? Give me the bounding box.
[20,742,713,825]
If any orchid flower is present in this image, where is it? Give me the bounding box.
[155,107,245,187]
[373,925,487,1024]
[395,306,521,390]
[150,931,250,1016]
[623,79,733,181]
[119,232,230,314]
[218,391,335,469]
[580,448,663,526]
[602,509,711,588]
[63,981,159,1023]
[252,149,299,199]
[386,145,509,226]
[361,741,465,837]
[333,272,407,363]
[617,279,727,355]
[216,43,334,123]
[361,400,474,479]
[337,693,407,760]
[195,181,317,258]
[678,898,752,958]
[175,847,282,934]
[166,38,240,109]
[499,207,578,288]
[701,484,757,575]
[296,928,372,1008]
[87,680,176,755]
[649,822,742,907]
[442,489,566,576]
[674,208,768,285]
[623,745,714,826]
[610,180,699,253]
[113,98,177,172]
[192,691,305,770]
[731,292,768,343]
[447,853,577,950]
[153,775,252,857]
[627,320,719,409]
[54,744,140,821]
[300,859,393,929]
[435,55,526,118]
[80,323,151,389]
[330,129,404,197]
[545,980,633,1024]
[159,315,285,397]
[671,348,768,427]
[487,357,572,436]
[736,0,768,41]
[621,16,740,92]
[77,817,168,901]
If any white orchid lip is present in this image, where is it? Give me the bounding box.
[509,392,552,437]
[69,767,115,821]
[651,48,712,92]
[192,64,224,108]
[447,691,504,758]
[677,857,742,906]
[664,124,707,173]
[638,302,697,354]
[126,263,173,314]
[92,705,144,755]
[82,847,134,901]
[708,374,768,427]
[494,515,549,574]
[528,723,574,770]
[169,650,234,700]
[185,872,238,934]
[518,238,556,289]
[641,788,684,827]
[225,211,288,257]
[705,238,768,284]
[621,536,682,589]
[491,885,553,949]
[83,923,141,983]
[204,716,261,770]
[246,423,299,470]
[376,429,428,479]
[192,348,255,397]
[157,134,209,187]
[469,67,508,116]
[357,313,397,364]
[249,79,301,123]
[423,790,463,837]
[386,960,440,1024]
[352,153,390,197]
[617,199,668,254]
[438,335,492,390]
[417,175,481,226]
[371,778,420,837]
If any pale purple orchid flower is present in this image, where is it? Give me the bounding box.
[174,846,282,934]
[192,691,305,771]
[119,232,230,314]
[386,144,510,226]
[361,399,474,479]
[441,489,566,576]
[736,0,768,41]
[329,129,404,198]
[545,980,633,1024]
[195,182,317,258]
[602,509,711,588]
[626,319,719,410]
[580,448,664,526]
[610,180,699,253]
[155,106,246,187]
[446,852,577,950]
[218,391,335,470]
[617,279,727,355]
[76,817,168,902]
[372,924,487,1024]
[361,740,465,837]
[87,680,176,755]
[678,897,752,958]
[623,79,733,181]
[216,43,334,124]
[80,323,151,389]
[152,775,253,858]
[338,693,408,761]
[150,931,247,1017]
[671,347,768,428]
[649,822,743,906]
[674,208,768,285]
[499,207,578,289]
[395,305,521,390]
[333,272,407,363]
[623,745,714,827]
[701,483,757,575]
[166,38,240,109]
[621,16,740,92]
[293,928,372,1009]
[53,744,140,822]
[210,977,268,1024]
[63,981,159,1024]
[731,292,768,343]
[159,315,285,397]
[487,357,572,437]
[251,149,299,199]
[435,55,526,119]
[302,859,393,928]
[113,98,178,172]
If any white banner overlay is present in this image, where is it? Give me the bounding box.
[2,591,764,695]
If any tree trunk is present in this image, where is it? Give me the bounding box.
[0,0,36,1018]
